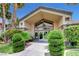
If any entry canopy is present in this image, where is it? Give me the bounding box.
[20,6,72,24]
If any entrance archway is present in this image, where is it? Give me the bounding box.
[34,19,54,40]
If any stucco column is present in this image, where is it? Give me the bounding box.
[62,16,65,25]
[60,16,65,29]
[30,24,35,38]
[53,21,59,29]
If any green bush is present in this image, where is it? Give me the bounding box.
[21,31,31,41]
[12,41,25,53]
[12,33,23,43]
[3,29,22,40]
[47,30,64,56]
[12,33,25,53]
[64,25,79,47]
[2,29,31,42]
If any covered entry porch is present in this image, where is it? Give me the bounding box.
[19,7,72,39]
[24,12,64,39]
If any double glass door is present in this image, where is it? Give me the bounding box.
[35,31,48,39]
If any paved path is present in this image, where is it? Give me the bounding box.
[0,40,48,56]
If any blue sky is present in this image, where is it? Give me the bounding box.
[0,3,79,22]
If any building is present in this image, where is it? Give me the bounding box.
[19,6,73,39]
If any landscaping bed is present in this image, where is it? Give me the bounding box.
[0,29,32,54]
[66,49,79,56]
[0,43,13,54]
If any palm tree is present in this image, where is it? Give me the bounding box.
[0,3,11,32]
[0,3,11,42]
[1,3,7,42]
[12,3,24,28]
[2,4,6,32]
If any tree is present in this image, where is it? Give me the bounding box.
[0,3,11,32]
[0,3,11,42]
[12,3,24,28]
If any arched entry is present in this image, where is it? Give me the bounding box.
[35,19,54,40]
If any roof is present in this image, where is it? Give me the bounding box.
[64,20,79,26]
[20,6,72,21]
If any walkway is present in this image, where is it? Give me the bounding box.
[0,39,48,56]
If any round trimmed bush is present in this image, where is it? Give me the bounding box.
[21,31,31,41]
[47,30,64,56]
[12,33,23,43]
[12,33,25,53]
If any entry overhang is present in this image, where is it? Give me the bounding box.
[20,6,72,23]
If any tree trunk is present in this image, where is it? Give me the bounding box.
[12,3,17,28]
[2,3,6,42]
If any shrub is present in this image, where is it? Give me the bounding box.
[64,25,79,48]
[47,30,64,56]
[12,41,25,53]
[12,33,25,53]
[3,29,22,40]
[12,33,23,43]
[21,31,31,41]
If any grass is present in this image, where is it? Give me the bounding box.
[0,43,13,54]
[66,49,79,56]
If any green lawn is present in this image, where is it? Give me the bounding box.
[66,49,79,56]
[0,43,13,54]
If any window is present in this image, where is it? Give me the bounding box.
[65,17,70,21]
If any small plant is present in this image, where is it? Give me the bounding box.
[47,30,64,56]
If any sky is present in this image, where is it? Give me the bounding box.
[0,3,79,22]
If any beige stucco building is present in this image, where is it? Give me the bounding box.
[19,7,72,39]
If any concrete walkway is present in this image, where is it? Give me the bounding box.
[0,39,48,56]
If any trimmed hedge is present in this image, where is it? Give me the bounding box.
[47,30,64,56]
[12,33,25,53]
[64,25,79,48]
